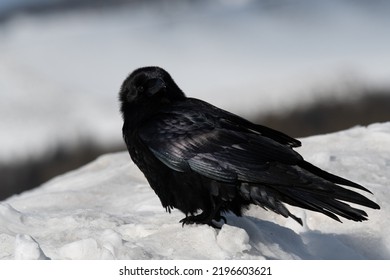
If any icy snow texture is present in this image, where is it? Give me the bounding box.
[0,123,389,260]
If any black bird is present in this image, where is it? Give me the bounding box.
[119,66,380,228]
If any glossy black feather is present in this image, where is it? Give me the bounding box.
[119,66,380,228]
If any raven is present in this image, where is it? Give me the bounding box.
[119,66,380,228]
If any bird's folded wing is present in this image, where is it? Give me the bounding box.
[139,103,306,185]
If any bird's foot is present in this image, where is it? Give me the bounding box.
[210,214,227,229]
[214,214,227,224]
[179,214,227,229]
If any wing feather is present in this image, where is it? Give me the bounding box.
[139,100,303,185]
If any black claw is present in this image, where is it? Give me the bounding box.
[219,215,227,224]
[180,216,195,227]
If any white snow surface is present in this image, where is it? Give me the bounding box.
[0,122,389,260]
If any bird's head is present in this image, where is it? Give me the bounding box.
[119,66,185,111]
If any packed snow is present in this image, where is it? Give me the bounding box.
[1,0,390,162]
[1,122,389,260]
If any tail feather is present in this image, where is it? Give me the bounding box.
[298,160,372,193]
[291,183,380,210]
[272,186,371,222]
[239,159,379,225]
[241,167,379,224]
[289,190,369,221]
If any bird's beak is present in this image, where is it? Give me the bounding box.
[147,78,166,96]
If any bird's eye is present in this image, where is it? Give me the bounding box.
[137,86,144,92]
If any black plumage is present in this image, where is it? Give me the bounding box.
[119,66,379,228]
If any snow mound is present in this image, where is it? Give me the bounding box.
[1,123,389,259]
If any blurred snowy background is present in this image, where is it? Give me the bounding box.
[1,0,390,199]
